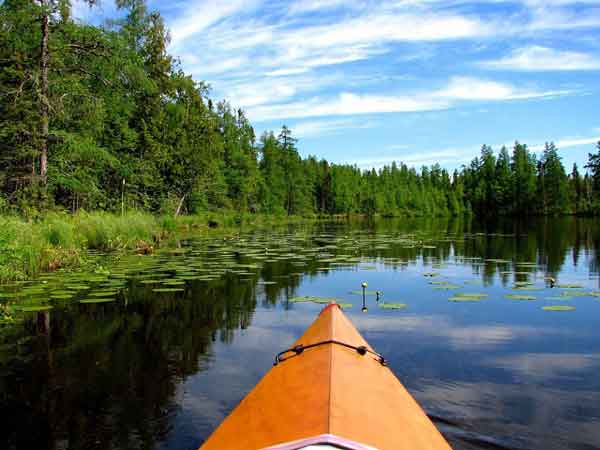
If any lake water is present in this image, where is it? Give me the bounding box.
[1,217,600,450]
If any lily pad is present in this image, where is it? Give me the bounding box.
[65,284,90,291]
[161,280,186,286]
[454,293,488,298]
[20,305,53,312]
[512,286,543,291]
[450,296,483,302]
[80,298,116,304]
[380,303,408,310]
[556,284,584,289]
[152,288,185,293]
[349,290,379,296]
[450,293,488,302]
[542,305,576,312]
[505,294,537,300]
[562,291,588,297]
[289,296,339,304]
[51,294,75,300]
[434,284,461,290]
[88,290,119,297]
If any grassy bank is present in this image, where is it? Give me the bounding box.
[0,211,318,282]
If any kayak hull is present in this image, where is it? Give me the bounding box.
[199,303,452,450]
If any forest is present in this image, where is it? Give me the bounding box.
[2,0,600,219]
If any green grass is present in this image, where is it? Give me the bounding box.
[0,209,299,283]
[0,212,173,282]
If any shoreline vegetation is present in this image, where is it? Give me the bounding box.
[0,211,324,283]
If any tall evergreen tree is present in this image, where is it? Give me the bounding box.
[538,142,568,214]
[494,146,513,214]
[585,142,600,199]
[512,142,537,215]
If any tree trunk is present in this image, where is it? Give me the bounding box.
[175,193,187,217]
[39,0,50,184]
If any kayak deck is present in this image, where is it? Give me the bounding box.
[199,303,452,450]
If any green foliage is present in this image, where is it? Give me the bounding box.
[0,212,174,282]
[538,143,568,215]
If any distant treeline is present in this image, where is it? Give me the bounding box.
[2,1,600,218]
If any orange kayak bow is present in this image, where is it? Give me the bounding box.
[199,303,452,450]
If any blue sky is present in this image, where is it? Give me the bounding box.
[75,0,600,170]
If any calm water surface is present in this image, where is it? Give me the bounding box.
[1,218,600,450]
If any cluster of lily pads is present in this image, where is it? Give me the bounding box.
[1,228,599,324]
[423,264,598,312]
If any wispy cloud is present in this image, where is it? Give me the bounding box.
[437,76,565,101]
[347,147,479,169]
[292,118,376,138]
[529,136,600,151]
[169,2,489,94]
[481,46,600,71]
[246,92,447,122]
[527,2,600,31]
[246,76,567,121]
[168,0,260,46]
[287,0,356,14]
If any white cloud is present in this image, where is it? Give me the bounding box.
[171,5,488,84]
[159,0,596,130]
[247,92,448,121]
[529,136,600,151]
[245,76,566,122]
[527,3,600,30]
[348,147,477,169]
[292,118,376,138]
[218,72,345,108]
[481,46,600,71]
[439,76,568,100]
[168,0,260,46]
[288,0,356,14]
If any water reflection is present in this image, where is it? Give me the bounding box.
[0,216,599,450]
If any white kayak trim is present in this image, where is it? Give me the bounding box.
[262,433,378,450]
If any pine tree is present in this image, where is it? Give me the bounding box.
[538,142,568,214]
[512,142,537,215]
[494,146,513,214]
[569,163,583,214]
[585,142,600,199]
